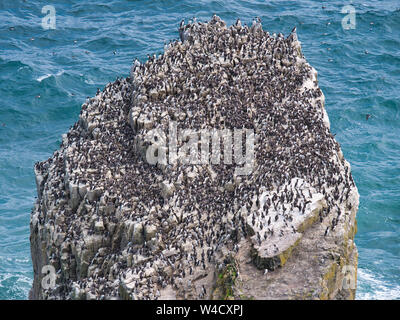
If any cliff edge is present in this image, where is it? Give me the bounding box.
[30,16,358,300]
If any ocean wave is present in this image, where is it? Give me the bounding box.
[0,273,32,300]
[36,74,52,82]
[36,70,65,82]
[357,268,400,300]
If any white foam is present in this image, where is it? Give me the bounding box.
[36,74,52,82]
[36,70,64,82]
[357,268,400,300]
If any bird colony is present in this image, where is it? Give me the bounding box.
[30,16,359,300]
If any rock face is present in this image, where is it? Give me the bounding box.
[29,16,359,300]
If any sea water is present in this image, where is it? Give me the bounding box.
[0,0,399,299]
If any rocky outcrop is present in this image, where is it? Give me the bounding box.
[29,16,358,300]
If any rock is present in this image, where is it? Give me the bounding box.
[29,16,359,300]
[160,180,175,199]
[132,222,144,245]
[144,224,157,241]
[94,220,105,233]
[68,181,81,211]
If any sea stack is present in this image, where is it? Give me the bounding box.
[29,16,359,300]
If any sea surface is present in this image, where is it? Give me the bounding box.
[0,0,399,300]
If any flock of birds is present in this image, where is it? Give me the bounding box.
[32,15,357,300]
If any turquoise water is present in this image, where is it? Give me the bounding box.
[0,0,399,299]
